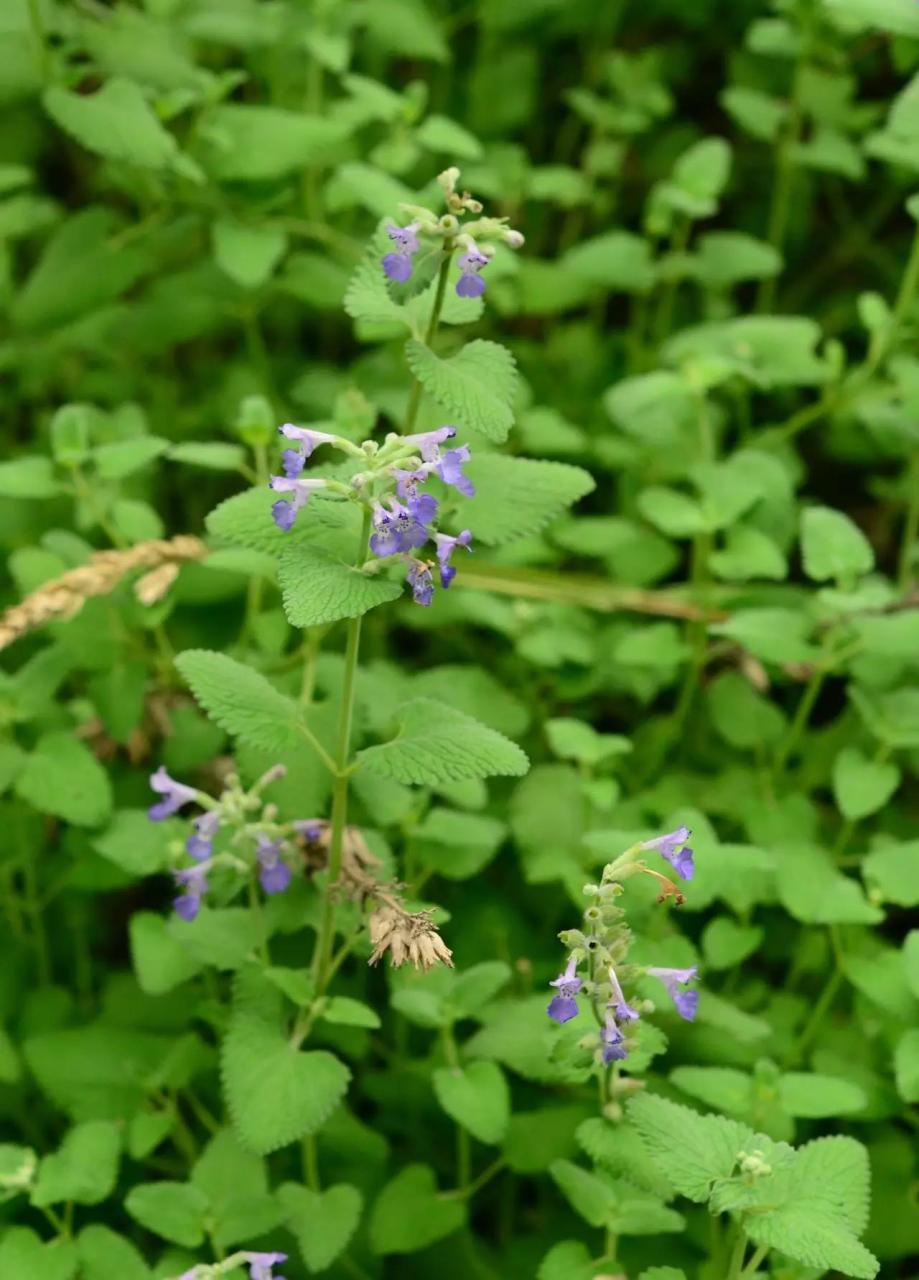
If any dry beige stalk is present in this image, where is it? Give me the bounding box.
[297,821,454,971]
[0,535,206,650]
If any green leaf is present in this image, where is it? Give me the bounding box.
[321,996,382,1029]
[561,231,655,292]
[627,1093,750,1203]
[801,506,875,582]
[432,1061,510,1144]
[358,698,529,785]
[76,1226,150,1280]
[44,80,194,176]
[702,917,764,969]
[369,1164,465,1254]
[167,908,263,971]
[32,1122,121,1207]
[863,841,919,907]
[0,457,60,498]
[711,608,817,664]
[278,542,401,627]
[222,969,350,1154]
[832,746,900,820]
[176,649,303,754]
[92,436,169,480]
[415,113,482,159]
[278,1182,363,1272]
[824,0,919,37]
[16,732,112,827]
[405,338,518,442]
[697,231,781,288]
[168,441,247,472]
[50,405,91,466]
[549,1159,616,1227]
[24,1024,172,1120]
[779,1073,867,1118]
[461,456,595,545]
[93,810,178,877]
[894,1027,919,1103]
[124,1181,210,1247]
[538,1240,595,1280]
[213,219,287,289]
[708,524,787,581]
[203,106,351,180]
[130,912,203,995]
[190,1129,283,1249]
[773,844,883,925]
[0,1228,77,1280]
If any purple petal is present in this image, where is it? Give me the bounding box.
[456,273,486,298]
[383,252,412,282]
[547,994,580,1024]
[174,893,201,922]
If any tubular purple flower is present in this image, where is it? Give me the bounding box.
[434,444,475,497]
[173,862,210,922]
[601,1013,629,1064]
[642,825,694,881]
[282,448,305,478]
[406,559,434,607]
[256,836,292,896]
[278,423,337,458]
[369,499,429,558]
[647,965,699,1021]
[268,475,327,532]
[456,247,489,297]
[434,530,472,588]
[148,766,198,821]
[244,1253,288,1280]
[607,964,640,1022]
[186,810,220,861]
[547,955,582,1024]
[402,426,456,461]
[382,221,420,283]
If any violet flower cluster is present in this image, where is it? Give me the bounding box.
[380,164,524,301]
[546,825,699,1070]
[148,765,318,922]
[267,419,476,609]
[176,1251,287,1280]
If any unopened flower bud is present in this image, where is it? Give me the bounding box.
[439,213,460,234]
[504,229,525,249]
[437,166,461,195]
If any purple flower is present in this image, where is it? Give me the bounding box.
[186,810,220,861]
[434,445,475,497]
[173,862,210,922]
[257,836,292,896]
[607,964,640,1023]
[278,423,336,459]
[382,221,420,283]
[406,559,434,607]
[269,476,326,532]
[642,825,694,881]
[601,1013,629,1064]
[244,1253,288,1280]
[282,448,305,478]
[369,499,429,558]
[434,529,472,588]
[547,955,582,1024]
[391,468,439,526]
[148,766,198,821]
[293,819,324,841]
[456,248,489,298]
[647,965,699,1021]
[402,426,456,462]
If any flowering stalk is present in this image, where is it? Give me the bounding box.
[310,507,372,993]
[403,251,453,436]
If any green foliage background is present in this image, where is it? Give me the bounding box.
[0,0,918,1277]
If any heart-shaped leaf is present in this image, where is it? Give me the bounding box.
[832,746,900,820]
[432,1060,510,1144]
[278,1182,363,1272]
[369,1164,466,1255]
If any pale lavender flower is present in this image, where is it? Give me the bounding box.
[257,836,292,895]
[244,1253,288,1280]
[434,529,472,588]
[601,1013,629,1064]
[547,955,582,1024]
[406,559,434,607]
[642,825,694,881]
[382,222,420,283]
[647,965,699,1021]
[278,423,337,458]
[173,862,210,922]
[402,426,456,461]
[456,247,489,297]
[434,444,475,496]
[282,449,305,478]
[268,475,326,532]
[148,766,198,821]
[369,499,429,557]
[391,468,439,526]
[607,964,640,1023]
[186,810,220,861]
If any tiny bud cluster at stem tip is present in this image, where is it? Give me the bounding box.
[379,165,523,297]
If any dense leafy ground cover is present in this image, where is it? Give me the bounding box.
[1,1,918,1277]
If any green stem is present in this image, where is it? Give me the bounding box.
[23,851,51,985]
[898,455,919,590]
[741,1243,770,1276]
[726,1228,748,1279]
[242,309,279,414]
[402,252,453,435]
[309,509,372,993]
[785,929,845,1066]
[26,0,50,80]
[302,1133,320,1190]
[248,874,269,965]
[773,665,826,778]
[653,217,691,346]
[862,223,919,381]
[757,50,807,312]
